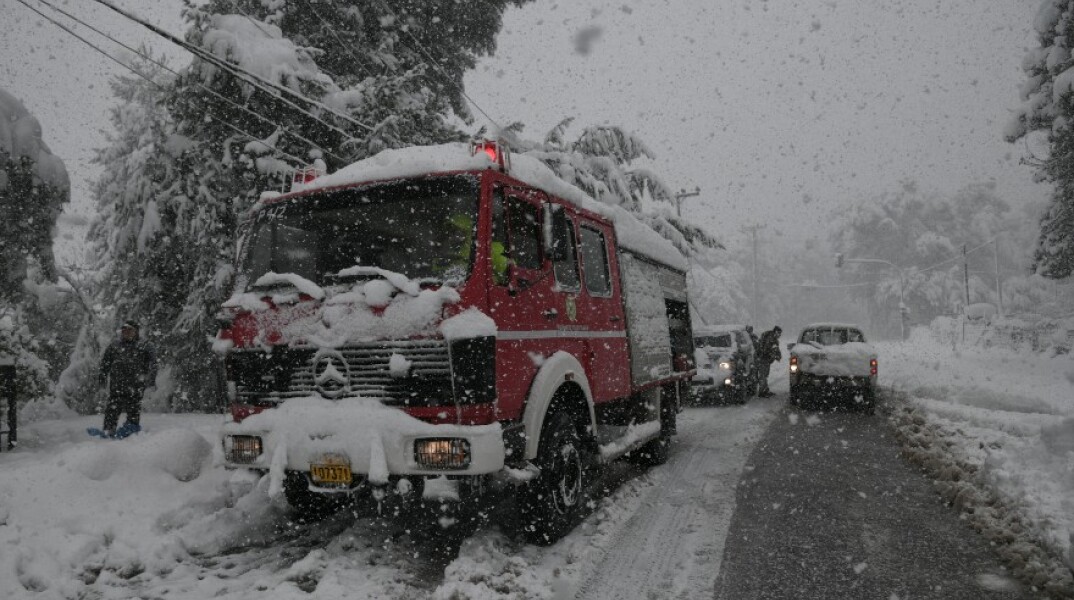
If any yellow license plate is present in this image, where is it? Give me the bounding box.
[310,464,352,485]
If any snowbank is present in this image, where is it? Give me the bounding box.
[879,330,1074,596]
[0,414,233,599]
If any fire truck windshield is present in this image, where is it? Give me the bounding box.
[241,175,479,289]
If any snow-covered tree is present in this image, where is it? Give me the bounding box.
[90,2,531,409]
[500,118,722,258]
[688,248,750,327]
[1006,0,1074,279]
[0,87,71,405]
[833,181,1018,335]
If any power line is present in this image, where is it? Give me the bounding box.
[33,0,347,165]
[12,0,306,166]
[916,234,1001,274]
[783,280,886,289]
[371,0,504,131]
[300,0,388,77]
[86,0,376,136]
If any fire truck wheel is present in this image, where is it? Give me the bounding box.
[519,410,586,546]
[283,472,348,520]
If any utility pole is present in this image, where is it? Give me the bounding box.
[962,243,970,344]
[993,238,1003,316]
[744,224,765,326]
[673,187,700,218]
[962,243,970,307]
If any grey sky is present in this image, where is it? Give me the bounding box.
[0,0,1050,262]
[466,0,1051,248]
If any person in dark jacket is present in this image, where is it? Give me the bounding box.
[745,325,760,388]
[98,320,157,437]
[756,326,782,397]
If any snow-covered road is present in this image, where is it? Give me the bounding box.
[567,400,779,600]
[4,328,1071,599]
[0,399,781,599]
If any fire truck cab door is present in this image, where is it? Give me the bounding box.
[488,187,584,421]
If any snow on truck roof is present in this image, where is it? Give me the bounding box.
[800,323,864,331]
[279,143,688,271]
[694,324,748,335]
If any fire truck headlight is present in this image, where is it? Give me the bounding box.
[415,438,471,469]
[224,435,263,464]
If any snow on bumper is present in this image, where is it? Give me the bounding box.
[692,366,735,386]
[221,396,505,477]
[792,372,876,390]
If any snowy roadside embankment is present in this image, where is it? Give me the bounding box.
[0,414,436,599]
[877,331,1074,598]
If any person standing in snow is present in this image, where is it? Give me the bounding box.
[745,325,760,387]
[755,326,782,398]
[98,320,157,437]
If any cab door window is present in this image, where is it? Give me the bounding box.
[552,212,581,291]
[491,189,544,286]
[508,197,542,270]
[579,225,612,296]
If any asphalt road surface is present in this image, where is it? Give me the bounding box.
[714,396,1030,600]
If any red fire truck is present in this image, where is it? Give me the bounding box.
[218,141,694,544]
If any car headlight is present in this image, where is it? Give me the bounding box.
[415,438,471,469]
[719,361,732,370]
[224,434,263,464]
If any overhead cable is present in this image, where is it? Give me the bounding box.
[86,0,375,135]
[34,0,346,164]
[12,0,306,165]
[371,0,504,131]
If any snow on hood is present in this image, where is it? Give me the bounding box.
[792,341,878,377]
[251,271,326,300]
[222,270,464,348]
[298,143,688,271]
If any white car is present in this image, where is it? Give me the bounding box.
[787,323,878,413]
[692,325,756,403]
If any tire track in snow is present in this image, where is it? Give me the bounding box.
[571,399,781,600]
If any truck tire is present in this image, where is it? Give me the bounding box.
[860,388,877,415]
[283,472,348,520]
[519,411,586,546]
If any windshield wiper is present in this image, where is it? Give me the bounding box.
[324,271,377,284]
[246,281,295,293]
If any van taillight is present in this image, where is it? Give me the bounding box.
[870,358,878,376]
[789,355,798,374]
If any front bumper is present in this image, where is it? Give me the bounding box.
[222,416,506,477]
[692,369,736,388]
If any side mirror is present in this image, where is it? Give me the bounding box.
[544,203,569,262]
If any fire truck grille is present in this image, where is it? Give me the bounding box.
[231,340,453,406]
